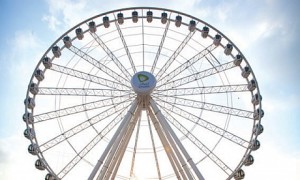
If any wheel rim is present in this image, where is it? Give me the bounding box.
[23,7,264,180]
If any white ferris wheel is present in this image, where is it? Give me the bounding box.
[23,7,264,180]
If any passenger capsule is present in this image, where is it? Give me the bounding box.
[103,16,110,28]
[29,82,39,95]
[161,12,168,24]
[24,97,35,109]
[89,21,97,33]
[28,143,39,155]
[23,112,34,124]
[234,54,243,66]
[175,15,182,27]
[224,43,233,55]
[244,154,254,166]
[251,139,261,151]
[35,159,46,170]
[52,46,61,58]
[146,11,153,23]
[254,108,264,120]
[132,11,138,23]
[189,20,196,32]
[247,79,256,91]
[242,66,251,78]
[45,173,56,180]
[213,34,222,46]
[117,12,124,24]
[34,69,44,81]
[252,93,262,105]
[201,26,209,38]
[24,128,35,139]
[75,27,84,40]
[42,56,52,69]
[63,36,72,48]
[253,123,264,135]
[234,169,245,180]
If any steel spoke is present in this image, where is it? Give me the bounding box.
[155,100,249,148]
[57,107,129,178]
[157,61,237,90]
[34,96,134,123]
[39,100,131,152]
[68,45,131,87]
[38,87,132,97]
[155,30,196,81]
[153,96,253,119]
[161,107,232,175]
[90,32,132,80]
[158,44,217,86]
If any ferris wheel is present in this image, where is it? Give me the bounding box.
[23,7,264,180]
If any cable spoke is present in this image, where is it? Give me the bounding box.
[155,100,249,148]
[50,63,128,90]
[90,32,132,80]
[154,84,249,96]
[153,96,253,119]
[160,107,232,175]
[68,44,131,87]
[157,61,237,90]
[38,87,132,97]
[39,100,131,152]
[155,30,196,81]
[34,96,134,123]
[157,44,217,86]
[57,107,128,178]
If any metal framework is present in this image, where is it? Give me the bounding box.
[23,7,263,180]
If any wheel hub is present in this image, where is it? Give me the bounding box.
[131,71,156,95]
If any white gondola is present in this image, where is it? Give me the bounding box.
[45,173,56,180]
[24,97,35,109]
[147,11,153,23]
[52,45,61,58]
[250,139,261,151]
[234,54,243,66]
[161,12,168,24]
[201,26,209,38]
[89,21,97,33]
[35,159,46,170]
[253,123,264,135]
[63,36,72,48]
[42,56,52,69]
[224,43,233,55]
[252,93,262,105]
[234,169,245,180]
[247,79,256,91]
[23,112,34,124]
[242,66,251,78]
[117,12,124,24]
[244,154,254,166]
[29,82,39,95]
[75,27,84,40]
[34,69,44,81]
[24,128,35,139]
[188,20,196,32]
[132,11,138,23]
[254,108,264,120]
[103,16,110,28]
[213,34,222,46]
[175,15,182,27]
[28,143,39,155]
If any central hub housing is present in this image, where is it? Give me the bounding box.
[131,71,156,95]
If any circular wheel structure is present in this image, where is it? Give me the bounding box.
[23,7,264,180]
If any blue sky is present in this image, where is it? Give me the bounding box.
[0,0,299,179]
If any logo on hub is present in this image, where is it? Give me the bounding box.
[138,74,149,82]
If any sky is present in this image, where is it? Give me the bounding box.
[0,0,300,179]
